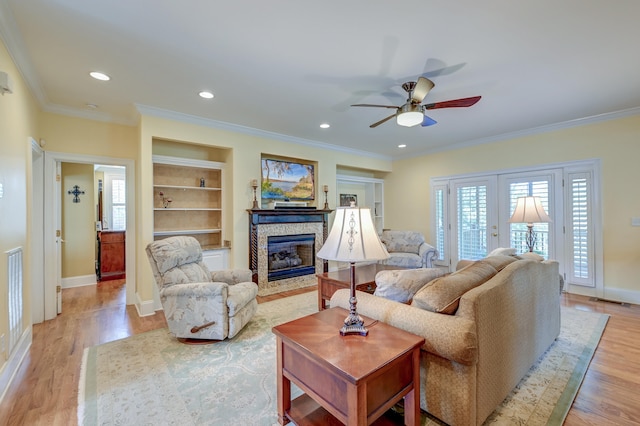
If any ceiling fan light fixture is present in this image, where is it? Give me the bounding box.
[396,103,424,127]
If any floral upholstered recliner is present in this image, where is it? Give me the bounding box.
[378,230,439,269]
[146,236,258,341]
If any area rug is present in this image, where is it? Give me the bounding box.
[78,291,608,426]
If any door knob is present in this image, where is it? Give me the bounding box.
[491,233,498,237]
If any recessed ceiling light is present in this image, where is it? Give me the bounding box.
[320,123,330,129]
[398,144,407,148]
[89,71,110,81]
[199,91,214,99]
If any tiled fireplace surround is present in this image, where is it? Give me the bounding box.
[248,209,331,296]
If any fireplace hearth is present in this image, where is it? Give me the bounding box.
[248,208,332,296]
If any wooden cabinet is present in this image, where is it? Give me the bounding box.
[98,230,126,281]
[152,155,228,268]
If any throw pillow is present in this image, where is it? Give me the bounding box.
[481,254,518,271]
[412,261,498,314]
[517,252,544,261]
[373,268,449,303]
[488,247,517,257]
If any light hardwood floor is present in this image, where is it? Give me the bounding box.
[0,281,639,425]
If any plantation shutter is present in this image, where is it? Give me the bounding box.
[566,171,594,287]
[432,183,448,265]
[456,184,488,260]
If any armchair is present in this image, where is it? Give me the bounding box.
[378,230,439,268]
[146,236,258,341]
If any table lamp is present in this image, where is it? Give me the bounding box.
[508,196,551,252]
[317,202,389,336]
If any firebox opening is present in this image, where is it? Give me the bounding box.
[268,234,316,281]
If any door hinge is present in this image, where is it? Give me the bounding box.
[56,285,61,293]
[56,174,61,182]
[56,229,61,237]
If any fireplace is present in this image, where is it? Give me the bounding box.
[248,208,332,296]
[267,234,316,281]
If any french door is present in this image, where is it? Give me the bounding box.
[431,161,601,297]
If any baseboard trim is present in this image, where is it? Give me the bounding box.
[0,327,32,405]
[603,287,640,306]
[135,293,156,317]
[62,274,97,289]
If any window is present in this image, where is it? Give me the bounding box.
[100,167,126,231]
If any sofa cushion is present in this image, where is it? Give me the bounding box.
[516,252,545,261]
[374,267,449,303]
[412,261,498,314]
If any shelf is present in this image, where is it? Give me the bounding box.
[154,208,222,211]
[154,229,222,236]
[154,184,221,191]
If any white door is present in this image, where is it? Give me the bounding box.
[55,161,63,314]
[31,139,45,323]
[450,176,498,266]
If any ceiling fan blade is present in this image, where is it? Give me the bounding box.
[351,104,399,109]
[411,77,435,103]
[423,96,481,110]
[421,115,437,127]
[370,113,396,128]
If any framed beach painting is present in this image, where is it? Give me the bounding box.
[261,158,315,200]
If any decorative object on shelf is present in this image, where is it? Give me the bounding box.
[323,184,329,209]
[200,177,205,187]
[261,157,315,201]
[317,202,389,336]
[158,191,173,208]
[508,196,551,252]
[251,179,259,209]
[68,185,85,203]
[339,193,357,207]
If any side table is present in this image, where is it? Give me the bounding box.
[273,307,425,425]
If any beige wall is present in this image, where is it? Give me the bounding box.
[0,39,40,365]
[61,163,96,278]
[137,115,393,301]
[385,114,640,296]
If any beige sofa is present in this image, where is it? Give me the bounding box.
[330,256,561,425]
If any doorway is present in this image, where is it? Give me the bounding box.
[42,151,136,322]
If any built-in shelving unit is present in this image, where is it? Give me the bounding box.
[336,174,384,234]
[153,155,228,269]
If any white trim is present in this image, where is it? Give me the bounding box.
[135,293,157,317]
[61,275,97,289]
[602,287,640,306]
[152,154,225,170]
[0,327,32,405]
[43,151,136,312]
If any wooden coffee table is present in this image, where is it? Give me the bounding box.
[317,263,409,310]
[273,307,424,426]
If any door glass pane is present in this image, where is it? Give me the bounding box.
[434,187,445,261]
[509,181,549,257]
[457,185,487,260]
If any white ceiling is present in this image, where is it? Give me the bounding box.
[2,0,640,160]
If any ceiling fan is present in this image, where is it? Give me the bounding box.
[351,76,481,128]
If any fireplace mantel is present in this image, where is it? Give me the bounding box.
[247,208,333,291]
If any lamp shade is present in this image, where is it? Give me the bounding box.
[508,196,551,224]
[317,206,389,262]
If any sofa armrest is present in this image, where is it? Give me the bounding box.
[330,289,477,365]
[161,281,228,298]
[419,243,439,268]
[210,269,252,285]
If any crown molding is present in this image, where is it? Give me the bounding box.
[135,104,392,161]
[398,106,640,160]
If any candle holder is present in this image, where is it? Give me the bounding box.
[251,180,260,209]
[323,185,329,210]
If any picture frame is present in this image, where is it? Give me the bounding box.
[339,193,357,207]
[261,158,315,200]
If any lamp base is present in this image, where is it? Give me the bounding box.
[340,311,368,336]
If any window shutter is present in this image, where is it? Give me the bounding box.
[432,184,448,263]
[567,172,594,287]
[457,184,487,260]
